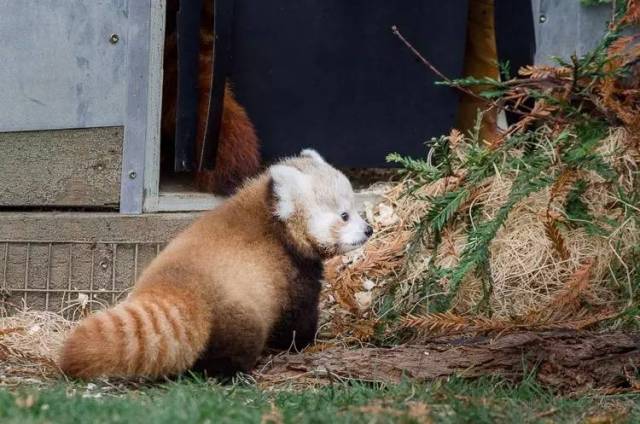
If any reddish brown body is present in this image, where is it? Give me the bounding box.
[59,173,322,379]
[161,0,260,195]
[59,151,371,380]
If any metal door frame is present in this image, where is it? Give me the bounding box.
[121,0,167,214]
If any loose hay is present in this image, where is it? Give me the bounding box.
[447,170,637,318]
[0,310,71,385]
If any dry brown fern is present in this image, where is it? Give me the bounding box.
[522,259,595,322]
[447,128,464,147]
[400,312,508,336]
[543,219,571,260]
[549,169,578,203]
[401,309,616,338]
[620,0,640,26]
[543,169,578,260]
[518,64,572,80]
[326,230,410,313]
[548,259,596,312]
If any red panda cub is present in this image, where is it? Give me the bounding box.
[59,150,373,379]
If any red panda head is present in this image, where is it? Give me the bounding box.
[270,149,373,258]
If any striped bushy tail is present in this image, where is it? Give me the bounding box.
[59,291,210,379]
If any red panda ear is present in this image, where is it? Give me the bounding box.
[270,165,311,219]
[300,149,326,164]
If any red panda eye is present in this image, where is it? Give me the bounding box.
[341,212,349,222]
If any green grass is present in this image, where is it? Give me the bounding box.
[0,377,638,424]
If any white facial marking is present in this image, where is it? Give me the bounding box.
[307,211,336,244]
[270,164,311,219]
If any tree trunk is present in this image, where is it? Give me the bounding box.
[257,331,640,393]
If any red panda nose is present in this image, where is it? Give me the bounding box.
[365,226,373,238]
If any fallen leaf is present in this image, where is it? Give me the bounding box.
[15,394,35,408]
[354,292,372,310]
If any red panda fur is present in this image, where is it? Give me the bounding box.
[59,169,323,379]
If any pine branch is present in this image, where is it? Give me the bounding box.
[440,154,555,308]
[544,220,571,260]
[426,189,470,233]
[401,310,617,337]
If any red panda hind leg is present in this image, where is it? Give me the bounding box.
[191,301,268,378]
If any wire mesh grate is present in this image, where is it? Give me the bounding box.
[0,240,163,319]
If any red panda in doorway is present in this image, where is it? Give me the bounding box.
[161,0,260,196]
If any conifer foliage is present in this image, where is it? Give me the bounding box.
[324,2,639,344]
[382,1,640,338]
